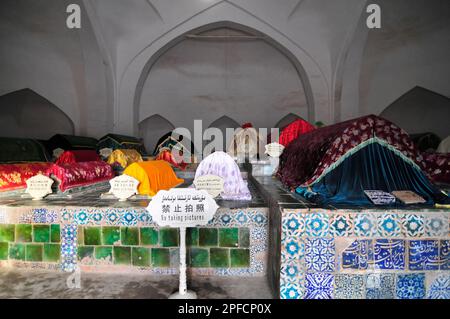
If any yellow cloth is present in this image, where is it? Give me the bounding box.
[123,160,184,196]
[107,149,143,168]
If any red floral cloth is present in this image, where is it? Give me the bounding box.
[46,161,113,192]
[55,150,100,165]
[0,162,52,191]
[279,119,316,147]
[279,114,450,188]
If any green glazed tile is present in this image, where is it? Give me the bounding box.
[0,242,8,260]
[151,248,170,267]
[199,228,218,247]
[239,228,250,248]
[230,249,250,267]
[84,227,101,245]
[77,246,94,261]
[9,243,25,260]
[113,246,131,265]
[219,228,239,247]
[102,227,121,245]
[210,248,229,267]
[0,225,15,242]
[140,227,158,246]
[95,246,113,261]
[121,227,139,246]
[26,244,43,262]
[189,248,209,267]
[43,244,60,262]
[50,224,60,243]
[186,228,198,247]
[33,225,50,243]
[160,228,179,247]
[132,247,151,267]
[15,224,32,242]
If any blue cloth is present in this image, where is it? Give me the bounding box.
[295,143,449,207]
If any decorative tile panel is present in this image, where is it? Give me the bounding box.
[305,273,334,299]
[334,274,364,299]
[427,274,450,299]
[305,238,335,272]
[373,239,405,270]
[342,240,372,270]
[408,240,440,270]
[305,213,329,237]
[396,273,425,299]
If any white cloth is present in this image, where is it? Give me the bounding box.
[437,136,450,153]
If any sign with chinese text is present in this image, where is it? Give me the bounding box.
[26,174,54,200]
[193,175,224,198]
[147,188,219,228]
[109,174,139,201]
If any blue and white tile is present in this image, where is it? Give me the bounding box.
[408,240,439,270]
[427,274,450,299]
[353,213,376,237]
[305,212,329,237]
[305,273,334,299]
[330,214,353,237]
[377,213,401,237]
[60,224,78,272]
[373,239,405,270]
[73,209,90,225]
[280,260,304,284]
[120,210,138,226]
[282,237,304,262]
[334,274,364,299]
[401,214,424,237]
[342,239,373,270]
[282,212,304,238]
[440,240,449,270]
[280,282,304,299]
[305,238,335,272]
[425,214,448,237]
[366,273,395,299]
[396,273,425,299]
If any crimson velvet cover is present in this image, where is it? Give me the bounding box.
[0,162,52,191]
[279,119,316,147]
[279,114,450,189]
[46,161,113,192]
[55,150,100,165]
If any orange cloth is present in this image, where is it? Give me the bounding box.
[123,160,184,196]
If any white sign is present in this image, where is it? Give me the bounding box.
[99,148,113,158]
[147,188,219,299]
[109,174,139,201]
[26,174,54,200]
[193,175,224,198]
[264,142,285,157]
[147,188,218,228]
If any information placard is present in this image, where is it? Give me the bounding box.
[26,174,54,200]
[264,142,285,157]
[193,175,224,198]
[109,174,139,201]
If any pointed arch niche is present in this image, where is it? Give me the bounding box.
[138,114,175,153]
[135,21,313,137]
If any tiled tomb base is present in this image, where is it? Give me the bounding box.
[280,209,450,299]
[0,207,268,277]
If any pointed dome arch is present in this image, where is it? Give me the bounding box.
[138,114,175,152]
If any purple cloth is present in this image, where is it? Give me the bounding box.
[194,151,252,200]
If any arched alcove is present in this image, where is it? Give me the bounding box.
[134,21,314,138]
[207,115,240,151]
[138,114,175,152]
[0,88,74,139]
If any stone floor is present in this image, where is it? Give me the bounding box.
[0,268,274,299]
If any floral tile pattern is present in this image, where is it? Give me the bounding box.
[280,282,304,299]
[365,273,395,299]
[396,273,426,299]
[373,239,405,270]
[353,214,376,237]
[282,212,304,238]
[334,274,364,299]
[330,214,353,237]
[282,237,304,261]
[305,273,334,299]
[427,274,450,299]
[60,224,77,272]
[342,239,373,270]
[401,214,425,237]
[408,240,439,270]
[305,213,329,237]
[305,238,335,272]
[377,213,401,237]
[425,214,448,237]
